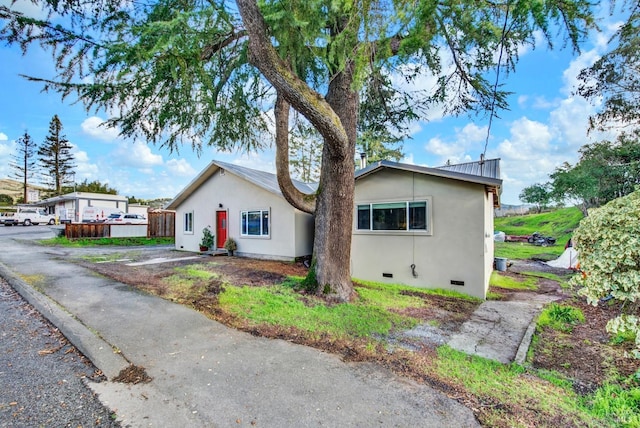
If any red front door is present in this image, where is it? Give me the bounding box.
[216,211,227,249]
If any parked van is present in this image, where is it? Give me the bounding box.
[0,210,17,225]
[81,206,124,223]
[4,207,56,226]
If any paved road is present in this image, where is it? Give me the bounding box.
[0,277,119,427]
[0,229,480,427]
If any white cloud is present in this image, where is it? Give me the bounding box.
[493,117,562,203]
[69,145,99,181]
[0,133,7,141]
[231,152,276,173]
[73,150,90,163]
[401,153,415,165]
[166,158,197,177]
[0,140,13,157]
[423,123,488,165]
[81,116,121,142]
[517,95,528,108]
[0,139,15,178]
[112,142,163,169]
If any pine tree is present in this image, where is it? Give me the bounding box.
[10,131,38,203]
[289,120,322,183]
[38,115,76,196]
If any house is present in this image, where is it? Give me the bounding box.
[166,160,316,260]
[33,192,130,223]
[351,159,501,299]
[169,158,502,299]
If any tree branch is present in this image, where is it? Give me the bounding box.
[200,30,247,61]
[235,0,349,153]
[274,94,316,214]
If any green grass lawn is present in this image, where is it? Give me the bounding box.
[40,236,175,246]
[200,272,624,427]
[494,207,584,260]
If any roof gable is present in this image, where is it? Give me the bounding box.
[166,160,316,209]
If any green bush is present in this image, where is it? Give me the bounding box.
[571,189,640,358]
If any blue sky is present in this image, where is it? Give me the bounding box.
[0,1,622,205]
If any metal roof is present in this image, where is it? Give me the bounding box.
[355,159,502,187]
[214,160,317,195]
[436,158,501,180]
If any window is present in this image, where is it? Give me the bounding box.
[184,211,193,233]
[357,201,428,231]
[241,209,269,236]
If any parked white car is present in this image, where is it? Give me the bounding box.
[4,208,56,226]
[0,211,16,225]
[104,213,147,224]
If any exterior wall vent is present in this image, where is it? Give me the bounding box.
[451,280,465,286]
[382,273,393,278]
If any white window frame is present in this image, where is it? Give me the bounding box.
[240,209,270,238]
[184,211,194,234]
[355,198,431,235]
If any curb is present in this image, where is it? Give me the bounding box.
[514,318,538,365]
[0,262,130,379]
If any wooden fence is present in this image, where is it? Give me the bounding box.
[65,223,110,239]
[148,211,175,238]
[63,211,175,239]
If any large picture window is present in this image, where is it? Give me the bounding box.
[184,211,193,233]
[241,209,270,236]
[357,201,428,231]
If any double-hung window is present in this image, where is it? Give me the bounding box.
[357,201,428,232]
[184,211,194,234]
[241,209,269,237]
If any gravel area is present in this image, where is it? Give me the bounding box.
[0,278,119,428]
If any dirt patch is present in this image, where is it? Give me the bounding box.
[113,364,152,384]
[72,251,308,292]
[532,297,639,393]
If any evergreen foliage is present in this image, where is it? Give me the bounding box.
[288,119,322,182]
[550,132,640,215]
[9,131,38,203]
[38,115,76,196]
[71,179,118,195]
[578,6,640,131]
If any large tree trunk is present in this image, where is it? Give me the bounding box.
[237,0,357,301]
[312,69,358,301]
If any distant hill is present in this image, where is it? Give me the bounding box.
[494,206,583,245]
[0,178,47,204]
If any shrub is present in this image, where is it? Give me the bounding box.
[570,189,640,357]
[538,302,585,332]
[200,226,214,249]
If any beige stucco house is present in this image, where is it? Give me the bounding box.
[351,160,501,299]
[168,158,501,299]
[166,160,315,260]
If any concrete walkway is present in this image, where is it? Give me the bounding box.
[447,294,560,364]
[0,235,479,427]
